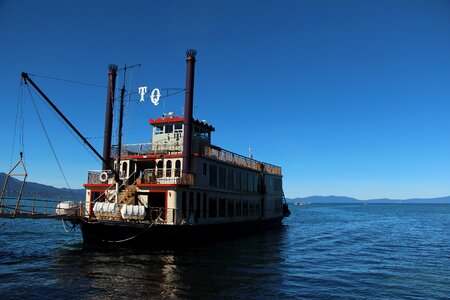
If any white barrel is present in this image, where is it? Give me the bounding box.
[120,205,146,221]
[56,201,80,216]
[93,202,117,218]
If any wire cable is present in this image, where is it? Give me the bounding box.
[26,85,73,193]
[28,73,107,89]
[10,78,25,169]
[28,84,102,165]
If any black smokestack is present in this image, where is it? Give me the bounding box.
[182,49,197,175]
[102,64,118,171]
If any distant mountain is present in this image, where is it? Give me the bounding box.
[289,196,361,204]
[287,195,450,204]
[0,172,84,201]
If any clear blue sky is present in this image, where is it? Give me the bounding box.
[1,0,450,199]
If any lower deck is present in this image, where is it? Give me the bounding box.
[79,214,285,246]
[84,185,285,227]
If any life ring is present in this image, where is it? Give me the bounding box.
[100,171,109,183]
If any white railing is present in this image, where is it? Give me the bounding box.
[87,170,114,184]
[203,145,282,176]
[111,142,183,157]
[141,169,194,185]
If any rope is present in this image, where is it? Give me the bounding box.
[62,219,79,232]
[26,85,73,193]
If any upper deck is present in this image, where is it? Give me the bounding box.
[87,113,281,185]
[112,113,281,175]
[111,142,282,176]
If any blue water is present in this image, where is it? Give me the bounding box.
[1,204,450,299]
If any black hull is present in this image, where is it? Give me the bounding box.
[80,217,284,247]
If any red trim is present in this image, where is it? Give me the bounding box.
[117,153,184,160]
[150,116,183,124]
[83,183,109,188]
[149,116,215,131]
[137,183,181,188]
[89,189,105,217]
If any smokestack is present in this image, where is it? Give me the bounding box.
[102,64,118,170]
[182,49,197,175]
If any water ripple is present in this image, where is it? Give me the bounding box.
[1,204,450,298]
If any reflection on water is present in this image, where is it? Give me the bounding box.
[53,228,287,299]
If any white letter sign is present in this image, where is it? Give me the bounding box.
[138,86,161,106]
[138,86,147,102]
[150,88,161,106]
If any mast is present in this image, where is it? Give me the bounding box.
[115,84,126,184]
[182,49,197,176]
[102,64,118,171]
[114,66,127,202]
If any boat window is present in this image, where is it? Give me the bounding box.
[227,169,234,190]
[165,125,173,134]
[203,163,207,176]
[175,160,181,177]
[189,192,194,216]
[235,171,241,191]
[236,199,242,217]
[182,191,187,219]
[219,198,226,217]
[219,167,226,189]
[243,200,248,216]
[121,162,128,178]
[174,123,182,133]
[157,160,163,178]
[203,193,207,218]
[209,197,217,218]
[166,160,172,177]
[274,178,282,191]
[209,165,217,187]
[248,173,254,192]
[227,199,234,217]
[196,193,201,219]
[257,175,262,192]
[242,172,248,191]
[155,125,163,135]
[255,200,261,217]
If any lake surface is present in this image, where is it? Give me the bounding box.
[1,204,450,299]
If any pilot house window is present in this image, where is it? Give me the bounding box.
[165,125,173,134]
[174,124,183,133]
[155,125,163,135]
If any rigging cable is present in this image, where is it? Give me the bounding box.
[47,103,102,165]
[10,78,25,169]
[27,73,107,89]
[26,85,73,193]
[25,75,103,165]
[129,88,186,123]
